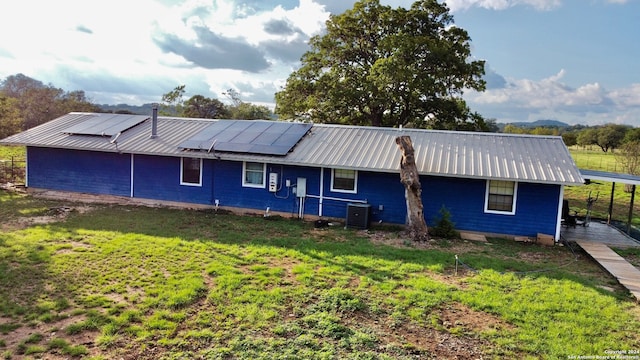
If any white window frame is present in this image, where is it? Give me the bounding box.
[484,179,517,215]
[331,168,358,194]
[180,157,202,187]
[243,162,266,188]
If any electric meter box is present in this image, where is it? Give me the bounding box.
[268,173,278,192]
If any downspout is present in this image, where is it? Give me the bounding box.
[555,186,565,241]
[318,167,324,217]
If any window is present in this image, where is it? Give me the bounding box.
[485,180,517,214]
[181,157,202,186]
[243,162,266,188]
[331,168,357,193]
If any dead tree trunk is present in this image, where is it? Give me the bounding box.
[395,136,429,242]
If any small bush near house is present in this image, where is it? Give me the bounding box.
[430,206,458,239]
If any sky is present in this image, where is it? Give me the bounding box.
[0,0,638,126]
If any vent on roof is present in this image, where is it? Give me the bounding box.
[63,114,149,136]
[178,120,312,156]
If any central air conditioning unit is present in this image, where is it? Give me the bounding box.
[346,203,371,229]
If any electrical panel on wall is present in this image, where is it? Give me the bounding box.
[268,173,278,192]
[296,177,306,197]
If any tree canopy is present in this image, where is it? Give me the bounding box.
[274,0,487,130]
[0,73,100,137]
[160,86,273,120]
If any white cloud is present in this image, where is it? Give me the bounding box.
[445,0,561,12]
[465,70,640,125]
[610,84,640,107]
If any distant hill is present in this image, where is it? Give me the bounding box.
[502,119,570,128]
[98,103,155,115]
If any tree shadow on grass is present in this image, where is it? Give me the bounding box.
[49,204,633,301]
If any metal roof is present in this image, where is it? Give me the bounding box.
[0,112,584,185]
[580,169,640,186]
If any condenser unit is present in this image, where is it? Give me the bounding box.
[346,203,371,229]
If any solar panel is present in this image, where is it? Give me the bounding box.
[63,114,149,136]
[178,120,312,156]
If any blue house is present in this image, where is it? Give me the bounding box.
[0,111,583,240]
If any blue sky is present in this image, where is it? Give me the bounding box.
[0,0,637,126]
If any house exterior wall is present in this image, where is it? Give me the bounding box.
[25,147,561,238]
[27,147,131,196]
[133,154,214,205]
[421,176,560,237]
[211,161,321,215]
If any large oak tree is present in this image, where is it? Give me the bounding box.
[275,0,487,130]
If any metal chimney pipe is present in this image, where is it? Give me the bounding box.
[151,103,158,138]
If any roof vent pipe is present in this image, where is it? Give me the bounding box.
[151,103,158,138]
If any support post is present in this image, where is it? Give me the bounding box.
[608,182,615,225]
[627,184,636,235]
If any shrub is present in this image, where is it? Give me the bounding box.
[430,206,458,239]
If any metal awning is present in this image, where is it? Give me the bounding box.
[579,169,640,234]
[580,169,640,186]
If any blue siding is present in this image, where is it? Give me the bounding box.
[27,147,130,196]
[25,147,561,237]
[133,155,213,205]
[319,170,406,224]
[421,176,560,237]
[212,161,321,215]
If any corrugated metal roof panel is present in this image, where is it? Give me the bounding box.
[0,113,583,185]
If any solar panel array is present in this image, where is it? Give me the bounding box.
[178,120,312,156]
[63,114,149,136]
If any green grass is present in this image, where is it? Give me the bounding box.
[0,145,25,160]
[1,189,639,359]
[567,146,640,226]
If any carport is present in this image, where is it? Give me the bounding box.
[579,169,640,235]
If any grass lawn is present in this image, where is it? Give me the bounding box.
[1,189,639,359]
[0,146,25,160]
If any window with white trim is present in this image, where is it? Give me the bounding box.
[485,180,517,214]
[243,162,266,188]
[331,168,357,193]
[181,157,202,186]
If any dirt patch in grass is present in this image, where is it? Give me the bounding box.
[1,205,95,232]
[345,301,510,358]
[0,314,100,359]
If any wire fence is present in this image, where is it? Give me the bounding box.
[0,157,26,185]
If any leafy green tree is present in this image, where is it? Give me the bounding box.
[275,0,486,130]
[531,127,559,136]
[0,95,21,139]
[562,132,578,147]
[160,85,186,116]
[1,73,99,130]
[502,124,527,134]
[58,90,101,114]
[183,95,228,119]
[576,128,598,148]
[615,141,640,192]
[623,127,640,144]
[484,118,500,133]
[595,124,629,152]
[223,89,273,120]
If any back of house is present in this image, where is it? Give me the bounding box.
[0,112,583,240]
